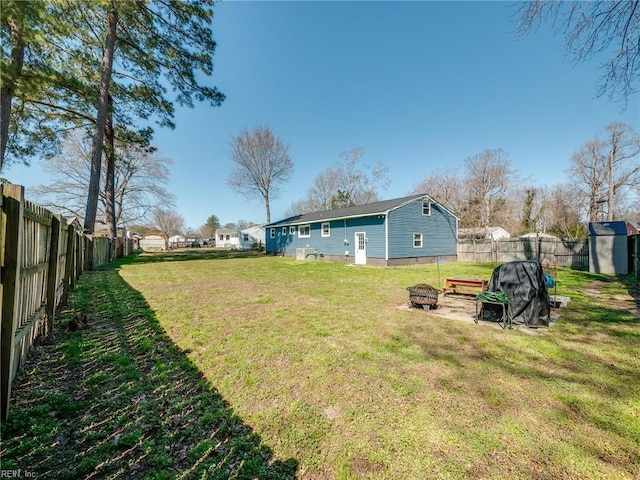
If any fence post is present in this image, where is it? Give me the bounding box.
[62,224,74,303]
[76,233,83,278]
[45,215,62,336]
[1,184,25,420]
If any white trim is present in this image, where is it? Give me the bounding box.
[413,232,423,248]
[321,222,330,237]
[384,215,389,260]
[298,224,311,238]
[355,232,367,265]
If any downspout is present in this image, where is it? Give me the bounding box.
[385,213,389,262]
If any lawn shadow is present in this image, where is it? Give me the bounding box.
[620,273,640,311]
[118,249,267,265]
[1,258,298,479]
[402,320,640,475]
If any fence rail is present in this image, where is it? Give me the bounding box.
[0,184,131,419]
[458,237,589,269]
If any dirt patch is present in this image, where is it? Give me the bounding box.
[584,279,640,316]
[398,293,560,334]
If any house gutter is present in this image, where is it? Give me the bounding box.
[275,212,387,227]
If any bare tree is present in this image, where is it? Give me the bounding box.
[543,183,588,238]
[30,130,173,226]
[603,122,640,220]
[411,168,464,213]
[307,168,341,211]
[286,168,341,216]
[152,208,184,237]
[287,147,389,215]
[227,126,294,223]
[462,148,515,228]
[570,139,606,222]
[570,122,640,222]
[334,147,389,205]
[518,1,640,104]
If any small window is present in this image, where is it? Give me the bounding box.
[289,226,296,235]
[270,228,275,238]
[422,201,431,216]
[282,227,287,235]
[321,222,330,237]
[219,234,224,241]
[299,225,310,238]
[243,234,249,241]
[413,233,423,248]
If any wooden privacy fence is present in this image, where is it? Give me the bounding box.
[0,184,130,419]
[458,237,589,269]
[631,235,640,277]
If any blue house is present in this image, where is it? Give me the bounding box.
[265,194,458,266]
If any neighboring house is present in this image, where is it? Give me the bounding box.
[520,232,561,240]
[239,224,265,250]
[139,231,168,251]
[215,228,241,249]
[168,235,186,247]
[458,226,511,240]
[168,235,200,248]
[265,193,458,266]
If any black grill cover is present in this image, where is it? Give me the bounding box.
[487,260,550,327]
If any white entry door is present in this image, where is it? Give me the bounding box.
[355,232,367,265]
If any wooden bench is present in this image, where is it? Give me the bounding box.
[441,277,488,296]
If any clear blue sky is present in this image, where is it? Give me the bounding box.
[5,0,639,229]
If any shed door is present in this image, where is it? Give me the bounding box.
[355,232,367,265]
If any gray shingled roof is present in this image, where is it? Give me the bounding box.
[267,194,428,227]
[588,221,633,236]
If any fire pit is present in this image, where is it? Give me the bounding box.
[406,283,439,310]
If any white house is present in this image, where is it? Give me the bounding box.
[239,225,265,250]
[168,235,186,247]
[215,228,240,249]
[459,226,511,240]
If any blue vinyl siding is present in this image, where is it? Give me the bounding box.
[266,217,386,256]
[387,201,457,259]
[266,196,457,261]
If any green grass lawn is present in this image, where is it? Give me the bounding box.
[2,251,639,479]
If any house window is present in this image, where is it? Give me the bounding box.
[422,201,431,216]
[299,225,310,238]
[289,226,296,235]
[219,234,224,241]
[225,235,230,240]
[321,222,330,237]
[243,234,249,242]
[270,228,275,238]
[282,227,287,235]
[413,233,423,248]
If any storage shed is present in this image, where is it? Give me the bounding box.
[588,221,632,275]
[139,231,168,251]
